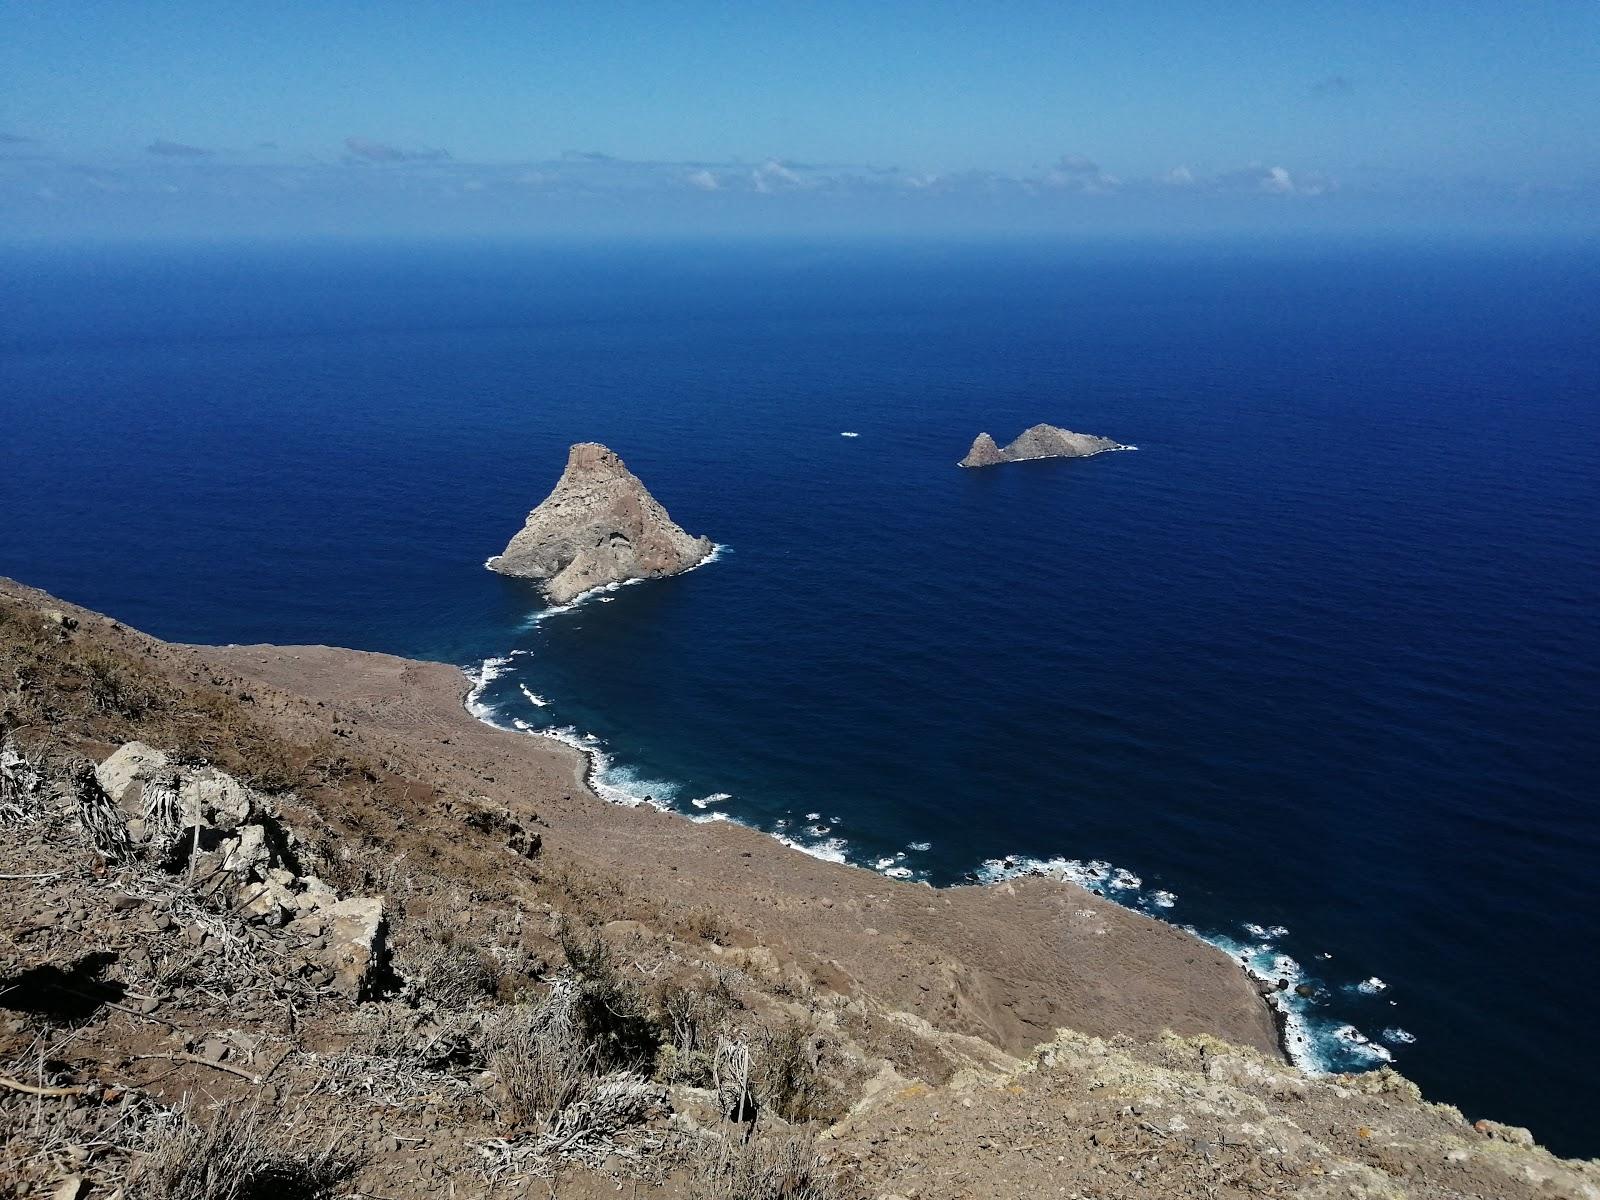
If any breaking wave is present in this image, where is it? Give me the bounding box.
[518,543,731,628]
[463,654,515,722]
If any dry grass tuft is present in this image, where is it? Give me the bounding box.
[130,1098,356,1200]
[394,904,504,1009]
[686,1134,847,1200]
[477,981,667,1174]
[556,917,660,1070]
[488,980,600,1126]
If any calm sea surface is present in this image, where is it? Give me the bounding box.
[2,237,1596,1153]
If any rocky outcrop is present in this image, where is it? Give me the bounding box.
[90,740,389,999]
[486,443,714,604]
[959,422,1130,468]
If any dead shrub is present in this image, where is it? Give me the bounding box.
[556,917,660,1070]
[755,1017,842,1125]
[680,904,733,944]
[130,1097,356,1200]
[81,653,161,720]
[405,937,500,1008]
[395,905,501,1009]
[654,970,741,1086]
[686,1133,845,1200]
[487,981,600,1127]
[485,977,667,1160]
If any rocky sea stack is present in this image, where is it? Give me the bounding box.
[959,422,1130,468]
[486,442,713,603]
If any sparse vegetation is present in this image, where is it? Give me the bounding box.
[680,903,733,944]
[11,581,1576,1200]
[755,1016,842,1125]
[487,982,601,1127]
[395,904,504,1008]
[654,969,742,1086]
[686,1134,845,1200]
[556,916,660,1070]
[130,1098,357,1200]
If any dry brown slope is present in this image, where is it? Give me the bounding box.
[831,1029,1600,1200]
[187,638,1281,1060]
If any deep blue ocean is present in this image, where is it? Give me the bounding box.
[2,237,1596,1154]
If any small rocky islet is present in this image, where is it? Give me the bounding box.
[486,441,713,604]
[959,422,1131,468]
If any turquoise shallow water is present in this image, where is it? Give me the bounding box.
[2,237,1597,1153]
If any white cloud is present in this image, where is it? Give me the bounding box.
[1261,166,1294,194]
[685,168,720,191]
[753,158,802,192]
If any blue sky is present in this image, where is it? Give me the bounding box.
[2,2,1597,237]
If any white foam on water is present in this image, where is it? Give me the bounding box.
[1382,1027,1416,1045]
[778,833,849,865]
[874,857,897,870]
[883,866,913,879]
[1244,923,1291,940]
[840,431,860,438]
[1150,890,1177,908]
[518,684,550,707]
[1331,1025,1393,1062]
[514,544,729,630]
[463,655,514,724]
[907,841,931,852]
[805,823,831,837]
[805,812,822,821]
[532,724,677,812]
[691,792,732,809]
[520,577,644,627]
[1356,976,1388,995]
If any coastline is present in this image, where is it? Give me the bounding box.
[0,574,1281,1062]
[171,662,1285,1061]
[14,573,1598,1189]
[464,561,1397,1077]
[457,583,1310,1068]
[469,665,1337,1071]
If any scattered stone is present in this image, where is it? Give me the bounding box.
[178,766,256,830]
[1474,1118,1536,1148]
[321,896,388,999]
[94,741,169,812]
